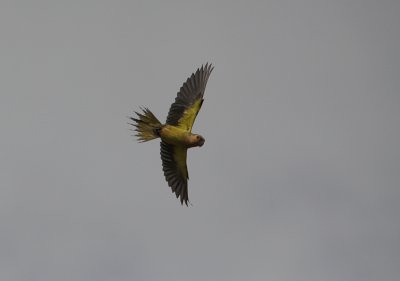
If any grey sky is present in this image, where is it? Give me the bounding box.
[1,1,399,280]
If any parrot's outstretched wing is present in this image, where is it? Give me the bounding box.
[166,63,214,132]
[160,141,189,205]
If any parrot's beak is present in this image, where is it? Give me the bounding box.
[198,137,205,147]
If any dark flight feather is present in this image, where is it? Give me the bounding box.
[160,141,189,205]
[166,63,213,131]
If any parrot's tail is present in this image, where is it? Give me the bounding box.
[129,107,162,142]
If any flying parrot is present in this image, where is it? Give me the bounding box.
[129,63,214,205]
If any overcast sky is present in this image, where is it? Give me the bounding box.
[1,1,399,280]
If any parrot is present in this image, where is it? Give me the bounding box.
[129,63,214,205]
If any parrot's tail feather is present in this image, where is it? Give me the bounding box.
[129,107,162,142]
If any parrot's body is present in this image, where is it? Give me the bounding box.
[129,64,213,205]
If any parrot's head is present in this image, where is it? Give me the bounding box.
[194,134,205,147]
[187,134,205,147]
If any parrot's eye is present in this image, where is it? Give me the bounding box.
[196,136,200,140]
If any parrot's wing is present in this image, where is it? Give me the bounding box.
[160,141,189,205]
[166,63,214,132]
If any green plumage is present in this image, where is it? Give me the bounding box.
[129,107,162,142]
